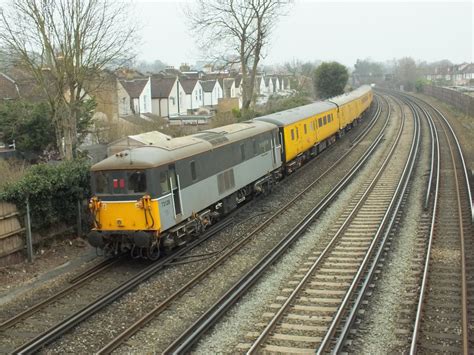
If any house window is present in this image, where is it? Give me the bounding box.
[190,161,197,181]
[170,97,175,105]
[143,95,147,111]
[240,144,245,161]
[318,118,323,127]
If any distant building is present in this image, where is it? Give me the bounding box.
[201,80,223,107]
[180,79,204,113]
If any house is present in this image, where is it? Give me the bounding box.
[149,76,186,118]
[180,79,203,113]
[271,77,279,93]
[223,78,236,98]
[201,80,223,107]
[118,78,148,115]
[281,77,291,91]
[0,73,20,100]
[264,77,273,95]
[254,76,266,95]
[0,68,45,102]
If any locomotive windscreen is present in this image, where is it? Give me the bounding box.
[92,170,147,195]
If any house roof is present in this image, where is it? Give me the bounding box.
[201,80,217,92]
[0,68,46,101]
[180,79,198,94]
[150,77,176,98]
[119,78,148,98]
[0,73,20,100]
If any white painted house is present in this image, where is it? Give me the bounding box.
[271,77,280,93]
[118,78,148,115]
[201,80,223,107]
[264,77,273,95]
[149,77,186,118]
[180,79,203,113]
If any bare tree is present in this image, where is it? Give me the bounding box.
[0,0,137,159]
[186,0,291,111]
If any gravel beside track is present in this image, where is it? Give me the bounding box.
[347,98,431,353]
[42,100,387,353]
[0,260,149,353]
[192,96,405,353]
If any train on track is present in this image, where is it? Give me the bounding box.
[87,85,373,259]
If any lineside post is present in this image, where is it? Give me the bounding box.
[25,196,33,262]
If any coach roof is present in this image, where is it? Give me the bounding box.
[91,120,276,171]
[254,101,336,127]
[254,85,371,127]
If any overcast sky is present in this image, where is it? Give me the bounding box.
[134,0,473,68]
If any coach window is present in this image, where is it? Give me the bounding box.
[291,129,295,140]
[296,127,299,139]
[328,115,331,123]
[323,116,327,125]
[190,161,197,181]
[318,118,323,127]
[240,143,245,161]
[304,124,307,134]
[159,170,170,195]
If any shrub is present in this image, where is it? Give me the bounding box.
[0,159,91,230]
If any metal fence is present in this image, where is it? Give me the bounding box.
[422,85,474,116]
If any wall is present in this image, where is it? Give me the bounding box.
[139,78,152,114]
[423,85,474,116]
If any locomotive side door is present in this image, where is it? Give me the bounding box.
[168,164,182,216]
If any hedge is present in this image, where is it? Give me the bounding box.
[0,159,91,231]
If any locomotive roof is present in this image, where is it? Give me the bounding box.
[254,85,372,127]
[91,120,276,171]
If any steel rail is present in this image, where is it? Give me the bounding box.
[406,97,440,355]
[68,256,121,284]
[249,96,402,354]
[406,94,469,354]
[405,93,472,223]
[325,95,421,354]
[164,96,390,354]
[96,95,386,354]
[11,218,233,354]
[0,256,122,331]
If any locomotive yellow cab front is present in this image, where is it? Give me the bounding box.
[87,166,162,259]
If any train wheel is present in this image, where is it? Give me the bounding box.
[147,244,160,260]
[130,244,141,259]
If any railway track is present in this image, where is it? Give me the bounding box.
[0,96,386,354]
[0,219,232,354]
[405,94,473,354]
[163,94,420,354]
[335,92,473,354]
[91,97,389,353]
